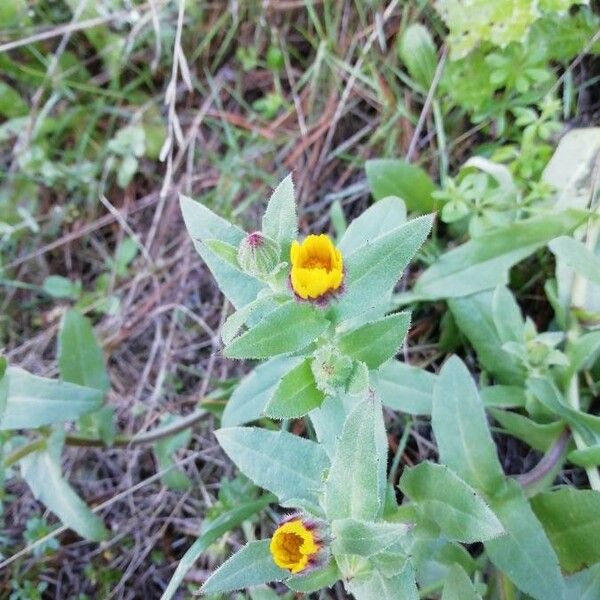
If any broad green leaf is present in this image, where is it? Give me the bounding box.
[441,564,482,600]
[412,211,586,301]
[58,309,109,392]
[334,215,433,321]
[262,174,297,257]
[481,385,526,408]
[286,560,341,593]
[491,285,524,344]
[215,427,329,512]
[222,357,301,427]
[221,295,285,345]
[531,488,600,573]
[224,302,329,359]
[485,479,565,600]
[549,236,600,286]
[325,397,387,520]
[204,238,239,267]
[371,360,436,415]
[180,195,263,308]
[153,415,192,491]
[568,445,600,468]
[347,563,419,600]
[565,564,600,600]
[0,368,103,430]
[366,159,438,214]
[20,432,107,542]
[338,312,411,369]
[432,357,505,496]
[449,291,525,385]
[200,540,288,595]
[160,495,274,600]
[398,24,437,90]
[489,408,565,453]
[565,330,600,379]
[399,462,504,543]
[264,358,325,419]
[332,518,410,556]
[338,196,406,255]
[42,275,80,299]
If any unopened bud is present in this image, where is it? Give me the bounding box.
[237,231,281,278]
[311,345,354,396]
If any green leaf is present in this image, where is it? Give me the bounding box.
[286,560,341,593]
[485,479,565,600]
[334,215,433,321]
[565,564,600,600]
[347,563,419,600]
[262,174,297,257]
[215,427,329,512]
[222,357,301,427]
[412,211,586,301]
[0,367,103,430]
[491,285,525,344]
[42,275,81,300]
[264,358,325,419]
[366,159,438,214]
[331,518,411,556]
[180,195,264,308]
[200,540,288,595]
[204,238,239,268]
[325,396,387,520]
[58,309,109,392]
[449,291,525,385]
[565,329,600,379]
[441,564,482,600]
[160,495,274,600]
[549,236,600,286]
[371,360,436,415]
[0,356,7,420]
[399,462,504,543]
[20,431,107,542]
[224,302,329,359]
[481,385,527,408]
[398,23,438,90]
[531,488,600,573]
[338,196,406,255]
[567,445,600,468]
[432,357,505,496]
[222,295,285,346]
[338,312,411,369]
[153,415,192,491]
[489,408,564,453]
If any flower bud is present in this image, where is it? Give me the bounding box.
[311,345,354,396]
[237,231,281,278]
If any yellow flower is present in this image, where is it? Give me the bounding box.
[269,519,320,574]
[290,234,344,300]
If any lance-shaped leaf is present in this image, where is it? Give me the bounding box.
[180,195,263,308]
[224,302,329,359]
[222,356,302,427]
[485,479,565,600]
[531,488,600,573]
[338,196,407,255]
[0,368,103,430]
[333,215,433,322]
[325,396,387,520]
[216,427,329,513]
[346,563,419,600]
[371,359,436,415]
[20,431,107,541]
[286,561,341,593]
[0,357,7,420]
[264,358,325,419]
[549,235,600,287]
[411,211,586,301]
[160,495,274,600]
[568,445,600,468]
[432,357,505,496]
[564,564,600,600]
[58,309,109,392]
[262,174,297,257]
[399,462,504,543]
[200,540,288,595]
[441,564,482,600]
[338,312,411,369]
[332,518,411,557]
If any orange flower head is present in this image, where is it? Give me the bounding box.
[290,234,344,300]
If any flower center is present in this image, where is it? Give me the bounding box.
[275,532,303,563]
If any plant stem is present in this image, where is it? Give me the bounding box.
[3,406,209,468]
